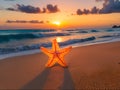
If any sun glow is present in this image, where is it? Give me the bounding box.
[56,37,62,42]
[52,21,61,26]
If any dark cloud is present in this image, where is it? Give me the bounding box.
[83,9,90,14]
[91,6,99,14]
[6,7,17,11]
[6,4,60,14]
[47,4,59,13]
[77,9,83,15]
[77,0,120,15]
[99,0,120,13]
[16,4,41,13]
[42,8,46,13]
[29,20,44,23]
[6,20,44,24]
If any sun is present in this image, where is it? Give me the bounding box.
[52,21,61,26]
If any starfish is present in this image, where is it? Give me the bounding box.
[40,39,72,68]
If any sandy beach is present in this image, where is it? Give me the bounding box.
[0,41,120,90]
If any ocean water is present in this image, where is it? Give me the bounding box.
[0,28,120,60]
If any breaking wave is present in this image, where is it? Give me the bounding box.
[0,33,70,43]
[0,36,96,54]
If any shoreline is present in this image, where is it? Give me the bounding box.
[0,41,120,89]
[0,39,120,60]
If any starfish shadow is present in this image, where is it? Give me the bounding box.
[21,68,50,89]
[21,65,75,90]
[60,68,75,90]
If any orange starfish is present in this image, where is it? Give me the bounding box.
[40,39,72,68]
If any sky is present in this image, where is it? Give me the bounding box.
[0,0,120,30]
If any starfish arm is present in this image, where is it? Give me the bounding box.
[45,56,56,67]
[57,58,67,67]
[59,46,72,57]
[56,54,68,67]
[52,39,60,51]
[40,47,52,56]
[46,59,56,67]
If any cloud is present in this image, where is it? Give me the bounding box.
[6,4,60,14]
[6,7,17,11]
[47,4,59,13]
[83,9,90,14]
[29,20,44,23]
[16,4,41,13]
[77,9,83,15]
[42,8,46,13]
[91,6,99,14]
[6,20,44,24]
[6,4,41,13]
[77,0,120,15]
[99,0,120,13]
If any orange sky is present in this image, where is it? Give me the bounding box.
[0,0,120,29]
